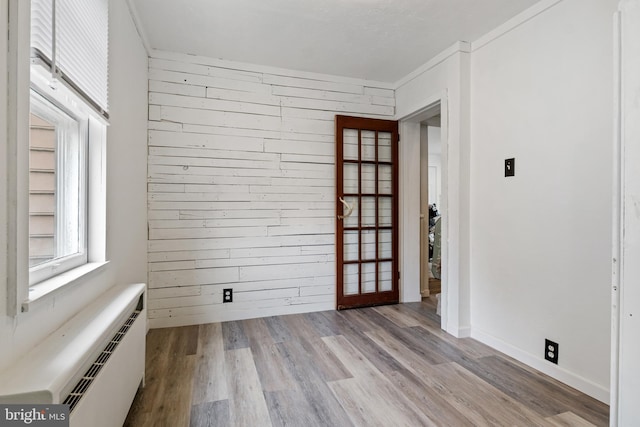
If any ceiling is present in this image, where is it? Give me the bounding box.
[131,0,541,83]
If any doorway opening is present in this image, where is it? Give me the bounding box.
[420,114,442,315]
[398,98,448,328]
[420,112,444,314]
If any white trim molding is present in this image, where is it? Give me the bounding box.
[394,41,471,90]
[614,0,640,424]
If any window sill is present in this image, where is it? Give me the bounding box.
[22,261,110,313]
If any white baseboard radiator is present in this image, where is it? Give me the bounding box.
[0,283,146,427]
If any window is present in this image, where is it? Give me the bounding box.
[20,0,109,293]
[28,90,88,284]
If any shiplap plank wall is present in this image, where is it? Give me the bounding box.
[147,50,395,328]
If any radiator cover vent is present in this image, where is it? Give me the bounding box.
[63,310,141,412]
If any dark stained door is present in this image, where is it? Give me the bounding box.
[335,115,399,310]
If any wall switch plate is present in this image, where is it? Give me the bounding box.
[505,158,515,177]
[545,339,559,364]
[223,288,233,303]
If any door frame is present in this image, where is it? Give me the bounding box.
[398,92,452,333]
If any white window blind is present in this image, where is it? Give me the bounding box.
[31,0,109,117]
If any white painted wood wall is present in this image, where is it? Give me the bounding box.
[146,50,395,328]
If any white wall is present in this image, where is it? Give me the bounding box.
[146,51,395,328]
[470,0,616,402]
[616,0,640,423]
[106,1,148,288]
[0,0,148,372]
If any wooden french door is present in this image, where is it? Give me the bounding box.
[336,115,399,310]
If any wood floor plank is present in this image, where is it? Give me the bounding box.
[365,327,449,369]
[125,328,174,421]
[126,301,609,426]
[149,328,197,427]
[191,323,228,405]
[316,311,406,373]
[282,315,352,382]
[251,343,298,392]
[317,310,360,334]
[243,317,276,348]
[546,411,597,427]
[364,328,549,426]
[459,354,608,426]
[404,325,485,364]
[402,299,443,324]
[222,320,250,350]
[262,315,293,343]
[336,326,405,374]
[431,362,550,427]
[303,311,341,337]
[189,400,230,427]
[323,335,437,427]
[264,389,330,427]
[373,304,423,328]
[197,323,224,356]
[225,347,272,427]
[275,340,354,427]
[322,335,381,379]
[335,308,379,332]
[383,368,477,427]
[183,325,200,355]
[414,324,498,359]
[356,306,405,332]
[330,377,436,427]
[282,313,320,339]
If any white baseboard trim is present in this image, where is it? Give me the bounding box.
[455,326,471,338]
[445,325,471,338]
[471,328,610,404]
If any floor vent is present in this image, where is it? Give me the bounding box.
[63,310,141,412]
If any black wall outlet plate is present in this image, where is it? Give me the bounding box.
[545,339,559,364]
[505,158,515,177]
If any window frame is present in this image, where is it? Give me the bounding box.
[28,87,89,286]
[4,0,108,316]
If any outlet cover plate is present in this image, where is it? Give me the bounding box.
[505,158,515,177]
[545,339,559,364]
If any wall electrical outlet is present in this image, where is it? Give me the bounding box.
[223,288,233,303]
[545,339,559,364]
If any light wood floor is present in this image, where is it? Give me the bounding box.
[124,299,608,426]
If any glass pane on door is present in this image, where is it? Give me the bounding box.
[361,164,376,194]
[344,231,359,261]
[344,129,359,161]
[378,132,392,162]
[361,197,376,226]
[344,264,359,295]
[362,263,376,293]
[379,262,392,291]
[362,230,376,260]
[344,163,359,193]
[379,197,392,227]
[362,130,376,161]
